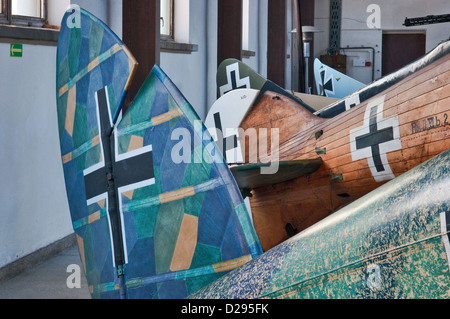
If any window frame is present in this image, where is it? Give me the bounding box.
[0,0,9,24]
[0,0,47,27]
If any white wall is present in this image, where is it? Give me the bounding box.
[47,0,71,26]
[314,0,450,83]
[0,43,73,269]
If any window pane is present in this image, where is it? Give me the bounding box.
[242,0,249,50]
[161,0,172,36]
[12,0,42,18]
[0,0,3,14]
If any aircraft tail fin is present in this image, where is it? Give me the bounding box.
[217,58,317,113]
[240,89,325,164]
[253,80,317,114]
[314,58,365,99]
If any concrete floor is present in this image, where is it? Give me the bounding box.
[0,245,91,299]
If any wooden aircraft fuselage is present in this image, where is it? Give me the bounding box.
[242,52,450,251]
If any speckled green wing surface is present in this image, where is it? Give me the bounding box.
[190,149,450,299]
[56,8,262,299]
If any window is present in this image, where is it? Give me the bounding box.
[160,0,173,39]
[12,0,44,18]
[241,0,255,58]
[0,0,7,24]
[0,0,47,27]
[160,0,197,53]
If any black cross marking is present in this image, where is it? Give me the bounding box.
[355,106,394,172]
[223,70,248,95]
[213,112,238,162]
[319,69,333,96]
[83,88,111,201]
[84,87,154,267]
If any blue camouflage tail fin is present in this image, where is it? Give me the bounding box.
[56,7,262,299]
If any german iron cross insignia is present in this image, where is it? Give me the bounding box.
[219,62,251,96]
[83,86,155,267]
[350,95,402,182]
[318,67,334,97]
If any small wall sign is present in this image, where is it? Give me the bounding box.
[10,43,23,58]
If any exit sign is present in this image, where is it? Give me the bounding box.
[10,43,23,58]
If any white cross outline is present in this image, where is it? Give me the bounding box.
[349,95,402,182]
[83,87,116,266]
[345,94,361,111]
[219,62,251,96]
